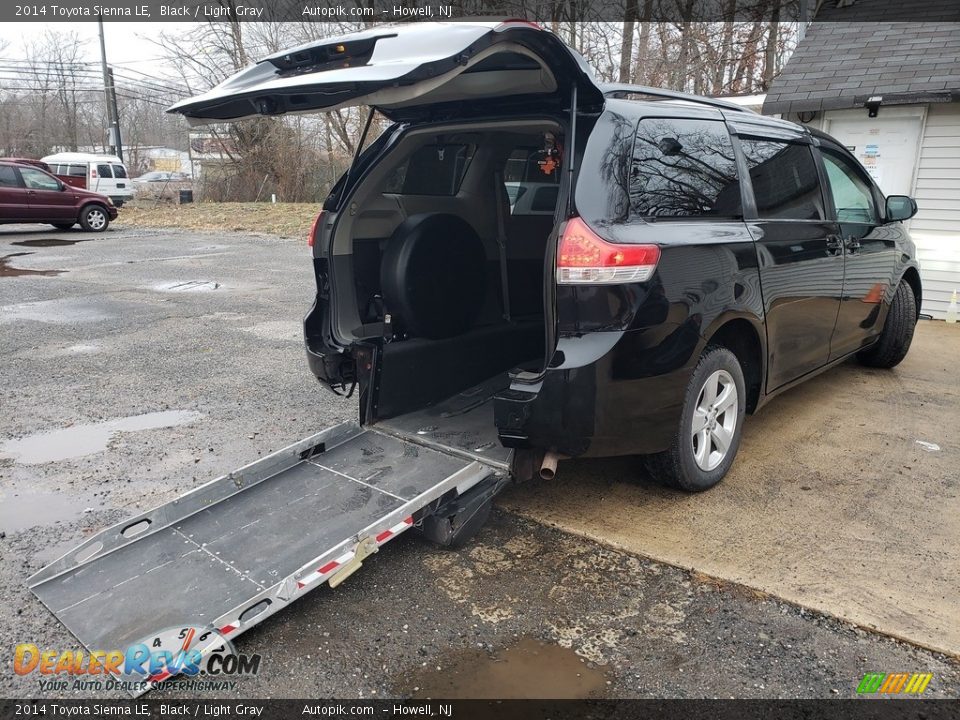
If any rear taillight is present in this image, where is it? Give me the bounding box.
[308,210,324,248]
[556,216,660,285]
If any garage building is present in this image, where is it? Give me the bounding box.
[763,21,960,318]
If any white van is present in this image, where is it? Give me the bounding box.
[41,152,134,206]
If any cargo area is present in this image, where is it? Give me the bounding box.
[328,119,563,422]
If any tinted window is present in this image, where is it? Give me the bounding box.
[630,118,741,219]
[820,149,878,224]
[20,167,61,191]
[384,144,474,196]
[503,146,560,216]
[111,164,128,179]
[740,139,824,220]
[96,164,113,178]
[68,164,86,177]
[0,166,19,187]
[531,186,559,212]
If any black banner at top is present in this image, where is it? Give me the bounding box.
[3,0,960,23]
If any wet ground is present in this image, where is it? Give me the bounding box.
[0,223,957,700]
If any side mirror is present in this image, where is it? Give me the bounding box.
[885,195,917,223]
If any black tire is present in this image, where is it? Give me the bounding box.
[51,223,74,230]
[856,281,917,369]
[644,346,746,492]
[78,204,110,232]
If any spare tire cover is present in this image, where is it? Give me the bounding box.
[380,213,487,340]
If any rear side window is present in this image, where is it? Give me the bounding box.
[630,118,742,219]
[740,139,824,221]
[67,164,86,177]
[96,164,113,178]
[383,143,474,196]
[111,164,128,179]
[0,166,19,187]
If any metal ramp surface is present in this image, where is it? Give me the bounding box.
[28,421,495,689]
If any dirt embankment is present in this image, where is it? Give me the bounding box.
[117,201,320,238]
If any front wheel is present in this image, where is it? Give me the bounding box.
[645,347,746,492]
[78,205,110,232]
[856,281,917,368]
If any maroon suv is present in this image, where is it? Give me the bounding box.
[0,160,118,232]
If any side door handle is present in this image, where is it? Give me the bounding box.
[826,234,843,255]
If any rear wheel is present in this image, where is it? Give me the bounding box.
[856,281,917,368]
[645,346,746,492]
[51,223,74,230]
[78,205,109,232]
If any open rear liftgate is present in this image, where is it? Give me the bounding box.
[28,421,504,693]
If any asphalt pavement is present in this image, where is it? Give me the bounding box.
[1,223,957,700]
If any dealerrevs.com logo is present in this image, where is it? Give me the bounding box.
[15,625,261,693]
[857,672,933,695]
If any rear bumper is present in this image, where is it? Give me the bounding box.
[495,324,698,458]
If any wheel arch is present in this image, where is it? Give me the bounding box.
[702,316,765,414]
[900,266,922,320]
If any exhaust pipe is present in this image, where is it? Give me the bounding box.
[539,451,560,481]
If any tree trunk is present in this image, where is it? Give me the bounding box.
[634,1,653,84]
[762,0,782,91]
[618,0,638,83]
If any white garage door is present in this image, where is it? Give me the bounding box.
[823,107,924,196]
[823,106,960,319]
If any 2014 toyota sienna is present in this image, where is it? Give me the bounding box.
[170,21,921,494]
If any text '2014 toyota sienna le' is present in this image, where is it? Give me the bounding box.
[170,21,921,496]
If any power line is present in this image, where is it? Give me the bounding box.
[0,67,188,97]
[0,58,191,94]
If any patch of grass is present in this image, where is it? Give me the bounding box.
[117,201,320,238]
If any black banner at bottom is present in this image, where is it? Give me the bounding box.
[2,699,959,720]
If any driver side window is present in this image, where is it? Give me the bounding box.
[20,167,61,191]
[821,148,878,225]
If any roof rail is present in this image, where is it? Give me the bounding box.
[600,83,757,114]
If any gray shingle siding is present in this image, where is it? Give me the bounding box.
[762,22,960,115]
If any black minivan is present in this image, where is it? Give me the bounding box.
[171,21,921,496]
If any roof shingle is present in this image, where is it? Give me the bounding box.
[762,22,960,115]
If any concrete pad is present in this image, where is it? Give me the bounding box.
[502,321,960,656]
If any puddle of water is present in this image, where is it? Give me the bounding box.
[154,280,221,292]
[0,298,113,324]
[0,252,64,277]
[0,490,86,533]
[403,637,607,699]
[0,410,203,465]
[12,238,89,248]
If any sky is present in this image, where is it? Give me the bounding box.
[0,21,190,74]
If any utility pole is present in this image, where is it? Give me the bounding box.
[97,16,123,160]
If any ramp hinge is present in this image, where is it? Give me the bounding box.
[328,536,378,589]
